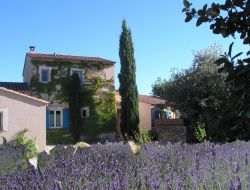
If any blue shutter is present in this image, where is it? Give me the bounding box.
[63,108,70,128]
[46,109,50,128]
[154,110,160,119]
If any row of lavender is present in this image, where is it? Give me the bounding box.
[0,143,27,176]
[1,141,250,189]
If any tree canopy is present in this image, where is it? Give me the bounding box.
[183,0,250,141]
[152,45,231,142]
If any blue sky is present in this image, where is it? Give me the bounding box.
[0,0,248,95]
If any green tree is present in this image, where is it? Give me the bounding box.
[183,0,250,141]
[118,20,140,140]
[68,73,82,143]
[152,45,230,142]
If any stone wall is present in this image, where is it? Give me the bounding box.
[153,125,186,143]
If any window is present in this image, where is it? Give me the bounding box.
[39,66,52,83]
[48,108,63,128]
[41,69,49,82]
[71,69,84,83]
[0,112,2,131]
[0,108,8,132]
[81,107,90,118]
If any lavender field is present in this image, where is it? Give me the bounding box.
[0,141,250,189]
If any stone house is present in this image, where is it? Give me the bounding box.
[0,46,116,145]
[22,47,116,131]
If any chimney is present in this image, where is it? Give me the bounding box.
[29,46,35,53]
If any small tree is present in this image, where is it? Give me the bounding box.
[152,45,230,142]
[118,20,140,140]
[183,0,250,141]
[68,73,82,143]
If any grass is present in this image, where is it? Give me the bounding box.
[46,128,74,145]
[46,123,116,145]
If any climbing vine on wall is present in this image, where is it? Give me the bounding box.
[30,60,116,138]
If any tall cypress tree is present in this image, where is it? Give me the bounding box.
[118,20,139,140]
[68,73,82,143]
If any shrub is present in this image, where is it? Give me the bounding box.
[15,130,38,158]
[133,128,152,144]
[194,122,207,143]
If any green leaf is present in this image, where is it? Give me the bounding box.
[182,7,189,12]
[203,4,208,11]
[183,0,191,8]
[232,52,243,60]
[243,57,250,63]
[228,42,234,57]
[185,13,193,22]
[215,57,228,65]
[243,37,250,44]
[196,18,203,26]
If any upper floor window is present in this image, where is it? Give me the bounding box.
[81,107,90,118]
[71,69,84,83]
[39,66,52,83]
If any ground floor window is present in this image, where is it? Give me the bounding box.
[0,112,3,131]
[48,108,63,128]
[0,108,8,131]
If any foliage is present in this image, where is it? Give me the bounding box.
[80,77,116,141]
[15,129,38,158]
[46,128,74,145]
[75,141,91,148]
[133,129,152,144]
[183,0,250,140]
[152,45,230,142]
[1,141,250,188]
[194,122,207,143]
[30,60,116,141]
[68,74,82,143]
[118,20,140,140]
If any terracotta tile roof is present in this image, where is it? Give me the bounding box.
[138,95,166,105]
[115,91,166,105]
[0,82,30,92]
[27,53,115,65]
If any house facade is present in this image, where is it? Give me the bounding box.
[22,47,116,132]
[0,47,117,145]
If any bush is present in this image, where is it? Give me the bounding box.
[15,130,38,159]
[133,129,152,144]
[194,122,207,143]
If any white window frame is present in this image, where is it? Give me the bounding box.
[39,66,52,83]
[48,107,63,128]
[0,108,8,132]
[71,68,85,83]
[81,107,90,119]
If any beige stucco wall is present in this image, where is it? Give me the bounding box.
[139,101,152,131]
[23,55,35,85]
[103,65,114,80]
[0,91,46,151]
